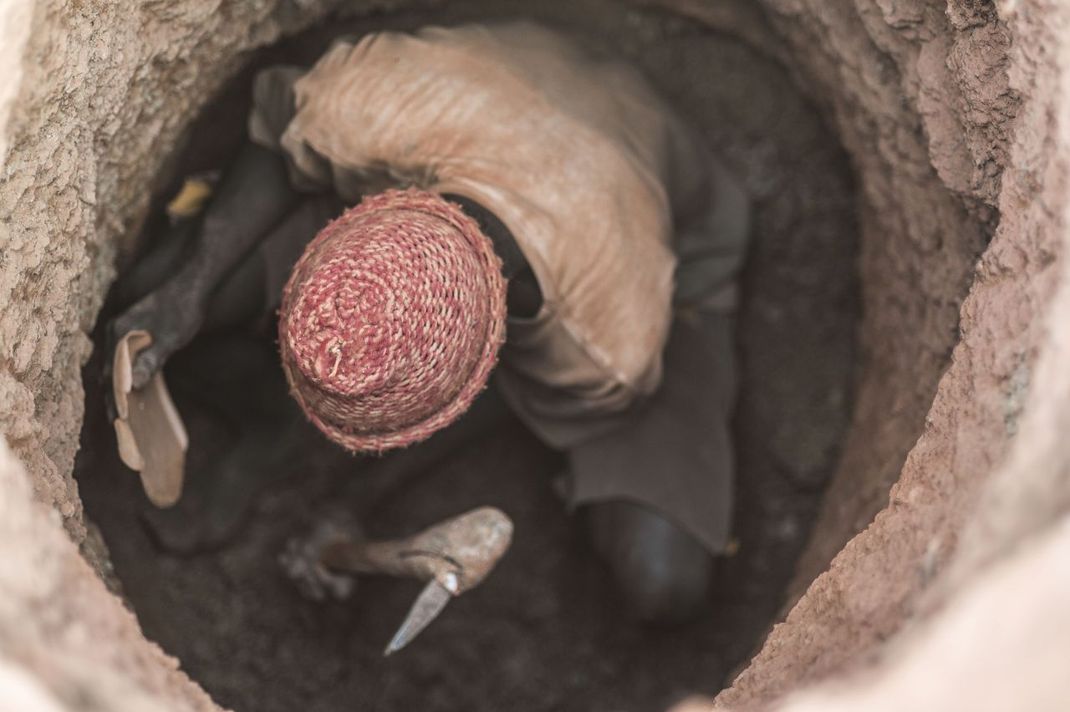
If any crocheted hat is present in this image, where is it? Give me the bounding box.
[278,189,507,452]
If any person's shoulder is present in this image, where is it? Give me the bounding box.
[412,21,578,59]
[313,25,481,71]
[307,22,577,80]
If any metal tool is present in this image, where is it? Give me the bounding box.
[311,506,513,655]
[112,330,188,508]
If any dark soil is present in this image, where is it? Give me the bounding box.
[75,3,859,711]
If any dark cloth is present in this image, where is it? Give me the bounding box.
[570,310,736,553]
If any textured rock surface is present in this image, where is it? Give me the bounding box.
[1,0,1070,710]
[0,437,220,711]
[770,515,1070,712]
[0,0,339,545]
[715,0,1069,706]
[0,1,339,708]
[766,0,1019,594]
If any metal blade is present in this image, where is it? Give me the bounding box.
[384,580,453,656]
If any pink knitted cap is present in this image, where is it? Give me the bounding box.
[279,189,507,452]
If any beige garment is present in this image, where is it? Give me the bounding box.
[247,22,732,449]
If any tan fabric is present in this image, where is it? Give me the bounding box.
[247,22,752,552]
[248,23,730,448]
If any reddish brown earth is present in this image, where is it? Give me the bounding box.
[73,5,859,711]
[7,0,1066,710]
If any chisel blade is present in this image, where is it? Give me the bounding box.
[384,579,454,656]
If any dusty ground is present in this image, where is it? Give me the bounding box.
[75,4,858,712]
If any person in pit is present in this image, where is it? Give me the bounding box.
[111,21,749,621]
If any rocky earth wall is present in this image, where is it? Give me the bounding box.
[1,0,1069,710]
[0,1,340,708]
[0,437,218,712]
[0,0,340,545]
[713,0,1068,705]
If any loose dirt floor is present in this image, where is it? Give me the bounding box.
[75,3,859,711]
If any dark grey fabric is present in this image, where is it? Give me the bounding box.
[569,310,737,554]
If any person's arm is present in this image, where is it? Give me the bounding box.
[111,140,300,388]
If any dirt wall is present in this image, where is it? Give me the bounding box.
[0,2,343,707]
[766,0,1017,589]
[1,0,1070,710]
[716,0,1069,706]
[0,437,219,712]
[0,0,343,546]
